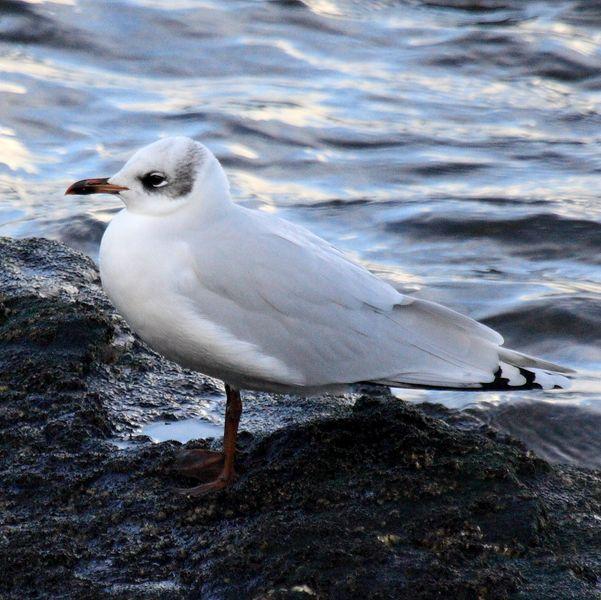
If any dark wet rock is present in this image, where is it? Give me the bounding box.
[0,237,600,599]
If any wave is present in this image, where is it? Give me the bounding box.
[483,298,601,346]
[0,1,98,51]
[425,29,601,83]
[389,213,601,263]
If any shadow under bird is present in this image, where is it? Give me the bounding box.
[65,137,574,495]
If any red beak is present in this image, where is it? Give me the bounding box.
[65,178,128,195]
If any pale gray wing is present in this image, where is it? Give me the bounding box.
[184,207,568,389]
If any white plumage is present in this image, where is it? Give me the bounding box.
[94,137,572,394]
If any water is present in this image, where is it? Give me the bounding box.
[140,418,222,444]
[0,0,599,466]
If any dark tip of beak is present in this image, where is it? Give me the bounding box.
[65,178,129,196]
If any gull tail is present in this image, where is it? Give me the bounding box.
[374,349,574,392]
[367,298,575,392]
[489,348,575,391]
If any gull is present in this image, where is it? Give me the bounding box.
[65,137,574,495]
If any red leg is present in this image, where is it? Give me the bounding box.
[175,384,242,496]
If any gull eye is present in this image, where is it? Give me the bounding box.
[141,171,168,188]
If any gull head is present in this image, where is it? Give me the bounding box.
[65,137,230,216]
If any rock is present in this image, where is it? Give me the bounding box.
[0,237,599,599]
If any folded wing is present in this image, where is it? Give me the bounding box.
[185,207,572,390]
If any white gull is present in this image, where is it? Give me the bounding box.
[66,137,573,494]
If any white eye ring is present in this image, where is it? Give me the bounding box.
[148,172,169,187]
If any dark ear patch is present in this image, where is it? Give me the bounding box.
[168,144,205,198]
[142,143,205,198]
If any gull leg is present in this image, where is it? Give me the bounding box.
[175,384,242,496]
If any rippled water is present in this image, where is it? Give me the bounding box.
[0,0,599,466]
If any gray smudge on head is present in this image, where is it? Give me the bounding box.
[169,143,205,198]
[149,142,205,199]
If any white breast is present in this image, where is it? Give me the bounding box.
[98,209,303,389]
[99,210,183,353]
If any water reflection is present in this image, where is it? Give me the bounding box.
[140,418,222,444]
[0,129,37,173]
[0,0,599,465]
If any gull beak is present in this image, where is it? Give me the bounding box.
[65,178,128,196]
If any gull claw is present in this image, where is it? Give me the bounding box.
[173,472,236,496]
